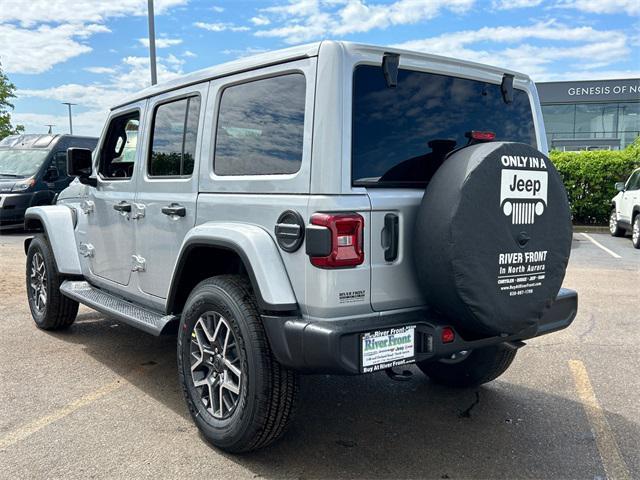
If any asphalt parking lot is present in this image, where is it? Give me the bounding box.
[0,231,638,479]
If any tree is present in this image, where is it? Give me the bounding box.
[0,63,25,140]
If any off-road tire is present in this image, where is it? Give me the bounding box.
[177,275,299,453]
[25,234,79,330]
[632,214,640,249]
[417,344,517,388]
[609,209,625,237]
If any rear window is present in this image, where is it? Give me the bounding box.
[352,65,536,187]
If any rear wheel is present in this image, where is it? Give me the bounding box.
[417,344,517,388]
[177,275,298,453]
[25,235,78,330]
[632,215,640,249]
[609,209,625,237]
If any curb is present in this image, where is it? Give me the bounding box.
[573,225,609,234]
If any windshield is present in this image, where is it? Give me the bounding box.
[0,149,50,178]
[352,65,537,187]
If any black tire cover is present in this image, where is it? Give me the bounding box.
[414,142,572,336]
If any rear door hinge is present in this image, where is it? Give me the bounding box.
[81,200,95,214]
[78,242,95,258]
[131,255,146,272]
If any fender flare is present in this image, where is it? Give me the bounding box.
[24,206,81,275]
[167,223,298,313]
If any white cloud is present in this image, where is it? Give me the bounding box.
[0,0,189,26]
[0,23,110,74]
[84,66,118,74]
[212,6,225,13]
[492,0,543,9]
[254,0,475,43]
[182,50,197,58]
[16,54,185,135]
[393,21,633,81]
[194,21,250,32]
[557,0,640,15]
[0,0,188,74]
[250,16,271,26]
[138,37,183,48]
[221,47,269,58]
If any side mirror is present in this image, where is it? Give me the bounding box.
[67,148,96,187]
[614,182,625,192]
[45,165,59,181]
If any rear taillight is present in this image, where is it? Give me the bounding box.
[309,213,364,268]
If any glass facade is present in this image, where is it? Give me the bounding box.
[542,102,640,151]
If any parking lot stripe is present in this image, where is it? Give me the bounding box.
[0,379,124,451]
[569,360,630,480]
[580,233,622,259]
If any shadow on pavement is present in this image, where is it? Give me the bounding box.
[48,313,638,479]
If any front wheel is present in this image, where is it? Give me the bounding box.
[416,344,517,388]
[632,215,640,249]
[177,275,299,453]
[610,209,625,237]
[25,235,79,330]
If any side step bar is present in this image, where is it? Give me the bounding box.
[60,280,177,336]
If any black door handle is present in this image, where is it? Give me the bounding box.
[162,204,186,217]
[383,213,399,262]
[113,202,131,213]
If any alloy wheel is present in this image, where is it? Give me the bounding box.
[190,311,242,419]
[29,252,47,313]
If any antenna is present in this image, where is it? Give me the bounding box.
[45,124,55,134]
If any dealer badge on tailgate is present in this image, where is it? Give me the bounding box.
[361,325,416,373]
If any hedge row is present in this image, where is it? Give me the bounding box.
[550,138,640,225]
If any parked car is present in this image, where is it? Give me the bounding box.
[610,167,640,248]
[0,134,97,229]
[23,41,577,453]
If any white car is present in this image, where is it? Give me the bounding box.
[610,167,640,248]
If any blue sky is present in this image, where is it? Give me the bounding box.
[1,0,638,136]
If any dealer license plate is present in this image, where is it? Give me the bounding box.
[361,325,416,373]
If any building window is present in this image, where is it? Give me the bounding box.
[543,101,640,150]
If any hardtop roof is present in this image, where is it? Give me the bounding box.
[112,40,531,110]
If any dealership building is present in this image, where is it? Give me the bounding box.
[537,78,640,151]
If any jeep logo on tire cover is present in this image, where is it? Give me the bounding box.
[499,155,548,225]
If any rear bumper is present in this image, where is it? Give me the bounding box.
[263,288,578,374]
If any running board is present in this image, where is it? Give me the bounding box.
[60,280,177,336]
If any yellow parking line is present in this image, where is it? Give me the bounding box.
[0,380,124,450]
[569,359,630,480]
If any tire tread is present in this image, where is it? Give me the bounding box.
[26,235,78,330]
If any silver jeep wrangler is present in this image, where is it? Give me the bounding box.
[24,41,578,453]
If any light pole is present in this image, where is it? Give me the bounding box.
[147,0,158,85]
[61,102,76,135]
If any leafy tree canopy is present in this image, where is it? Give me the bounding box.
[0,64,25,140]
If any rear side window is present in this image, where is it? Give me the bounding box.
[214,74,305,176]
[352,66,537,187]
[149,96,201,177]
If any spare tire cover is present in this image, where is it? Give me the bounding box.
[414,142,572,336]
